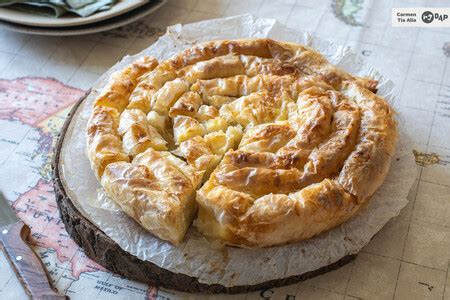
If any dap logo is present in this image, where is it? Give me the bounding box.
[422,11,448,23]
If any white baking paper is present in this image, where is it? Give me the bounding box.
[59,14,417,287]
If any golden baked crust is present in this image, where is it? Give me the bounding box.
[86,39,397,246]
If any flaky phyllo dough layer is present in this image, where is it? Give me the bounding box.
[86,39,397,247]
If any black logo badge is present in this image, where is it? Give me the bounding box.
[422,11,434,23]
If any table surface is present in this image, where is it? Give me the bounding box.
[0,0,449,299]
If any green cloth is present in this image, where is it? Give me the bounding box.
[0,0,117,17]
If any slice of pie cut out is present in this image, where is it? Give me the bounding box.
[86,39,397,247]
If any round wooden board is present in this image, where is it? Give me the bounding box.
[52,93,357,294]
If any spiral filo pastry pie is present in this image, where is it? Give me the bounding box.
[86,39,397,246]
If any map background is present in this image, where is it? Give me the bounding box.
[0,0,449,299]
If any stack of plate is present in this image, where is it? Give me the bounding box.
[0,0,167,36]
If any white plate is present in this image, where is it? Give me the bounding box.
[0,0,166,36]
[0,0,147,27]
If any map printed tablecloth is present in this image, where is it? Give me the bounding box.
[0,0,449,299]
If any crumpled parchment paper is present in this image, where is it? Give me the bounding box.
[59,14,417,287]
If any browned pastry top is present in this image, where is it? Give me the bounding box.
[86,39,397,247]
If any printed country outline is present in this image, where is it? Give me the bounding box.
[1,76,104,279]
[0,77,84,127]
[12,179,106,279]
[444,42,450,57]
[332,0,365,27]
[3,76,157,296]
